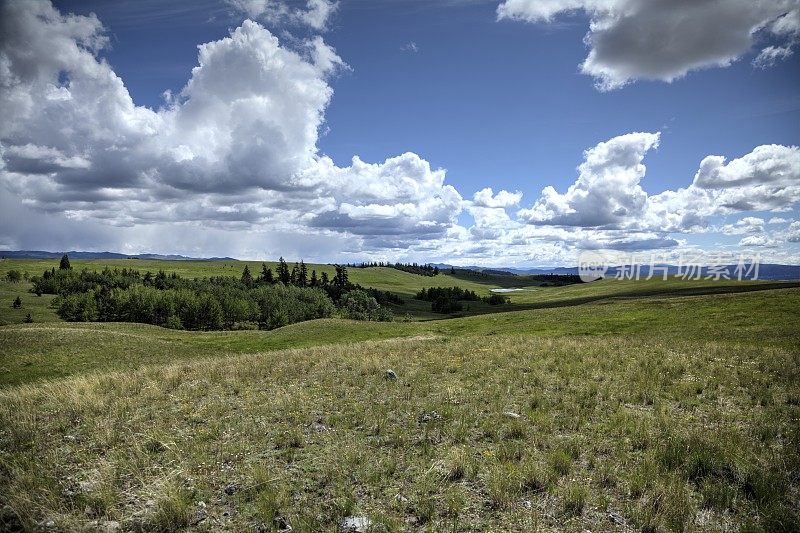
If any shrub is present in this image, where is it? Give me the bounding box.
[485,294,510,305]
[561,483,587,516]
[431,296,463,314]
[164,315,183,330]
[341,290,393,321]
[56,291,98,321]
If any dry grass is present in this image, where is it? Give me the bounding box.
[1,333,798,531]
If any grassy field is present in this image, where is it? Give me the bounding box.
[0,257,798,531]
[0,258,496,297]
[2,257,798,324]
[0,297,799,531]
[2,287,799,387]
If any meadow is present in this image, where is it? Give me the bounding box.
[0,258,798,531]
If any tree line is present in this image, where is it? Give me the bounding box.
[30,255,395,330]
[415,286,509,314]
[349,262,440,277]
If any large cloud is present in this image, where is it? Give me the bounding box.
[518,132,659,227]
[497,0,800,90]
[647,144,800,232]
[0,0,461,246]
[305,153,464,244]
[517,132,800,241]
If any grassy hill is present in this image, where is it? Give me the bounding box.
[2,257,798,324]
[0,258,798,531]
[2,287,798,387]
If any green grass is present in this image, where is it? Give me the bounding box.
[1,258,798,530]
[2,258,797,324]
[0,279,58,325]
[0,258,494,297]
[1,331,798,531]
[2,287,798,387]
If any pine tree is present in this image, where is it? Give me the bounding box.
[321,271,329,286]
[24,313,33,323]
[241,265,253,287]
[310,269,318,287]
[290,264,299,286]
[12,296,22,309]
[260,263,274,283]
[298,260,308,287]
[277,257,290,285]
[334,265,349,289]
[59,254,72,270]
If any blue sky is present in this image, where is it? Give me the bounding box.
[2,0,800,265]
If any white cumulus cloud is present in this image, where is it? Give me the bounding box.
[517,133,800,243]
[0,1,462,250]
[518,132,659,227]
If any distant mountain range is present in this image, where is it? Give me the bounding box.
[433,263,800,281]
[0,250,236,261]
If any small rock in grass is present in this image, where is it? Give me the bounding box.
[190,508,208,525]
[309,421,331,432]
[78,480,96,492]
[417,410,442,423]
[37,518,56,529]
[384,369,398,381]
[92,520,121,532]
[274,515,292,532]
[503,411,521,419]
[341,515,371,532]
[223,483,239,496]
[608,511,625,525]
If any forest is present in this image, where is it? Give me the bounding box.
[30,255,394,330]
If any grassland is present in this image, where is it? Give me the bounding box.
[0,258,798,531]
[2,257,798,324]
[2,287,799,387]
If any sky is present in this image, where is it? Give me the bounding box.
[1,0,799,266]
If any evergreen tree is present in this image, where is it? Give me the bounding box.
[12,296,22,309]
[310,269,318,287]
[24,313,33,323]
[320,271,329,286]
[290,264,299,286]
[260,263,274,283]
[333,265,349,289]
[298,260,308,287]
[59,254,72,270]
[277,257,290,284]
[241,265,254,287]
